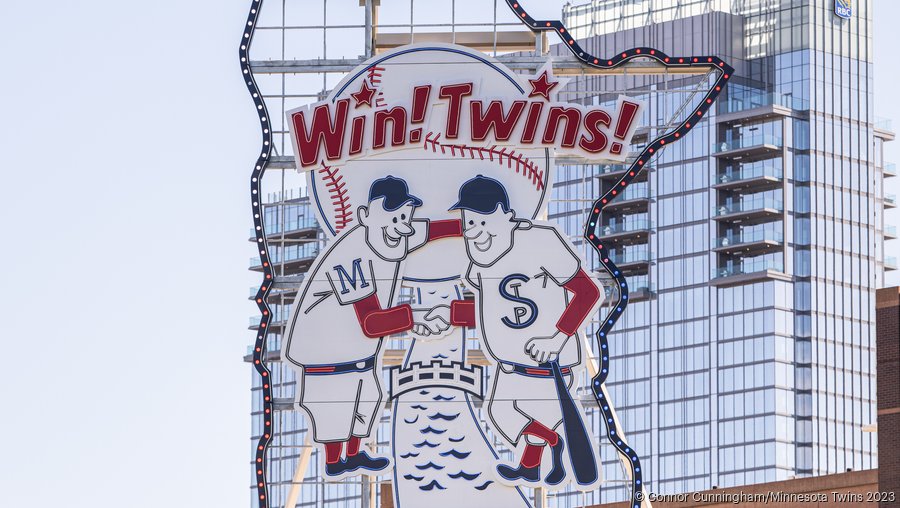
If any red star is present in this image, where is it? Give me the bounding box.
[528,71,558,100]
[351,80,376,108]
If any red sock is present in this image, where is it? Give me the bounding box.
[523,420,559,446]
[520,443,543,468]
[324,442,343,464]
[347,437,361,457]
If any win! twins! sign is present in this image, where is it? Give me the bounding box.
[279,44,637,505]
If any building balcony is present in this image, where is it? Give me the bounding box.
[875,117,895,141]
[713,230,784,256]
[712,166,783,192]
[596,218,652,245]
[626,275,654,302]
[249,243,320,272]
[712,198,783,224]
[249,317,288,331]
[596,163,650,183]
[887,256,898,271]
[249,285,299,302]
[717,92,807,123]
[249,217,319,240]
[712,135,783,159]
[608,248,650,272]
[599,273,654,303]
[884,162,896,178]
[602,184,650,213]
[886,225,898,240]
[710,258,790,287]
[885,193,897,209]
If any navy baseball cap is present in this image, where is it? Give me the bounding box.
[449,175,511,214]
[368,176,423,211]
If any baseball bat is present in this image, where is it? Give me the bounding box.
[549,360,598,485]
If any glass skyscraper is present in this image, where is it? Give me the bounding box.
[246,0,894,505]
[555,0,893,496]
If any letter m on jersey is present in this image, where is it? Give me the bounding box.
[333,258,370,295]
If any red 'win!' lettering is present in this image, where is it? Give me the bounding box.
[292,99,350,168]
[288,78,642,168]
[373,107,408,149]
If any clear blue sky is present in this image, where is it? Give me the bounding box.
[0,1,896,507]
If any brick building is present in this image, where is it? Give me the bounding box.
[876,286,899,504]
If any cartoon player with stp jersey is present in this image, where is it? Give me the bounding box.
[442,175,604,489]
[282,176,461,480]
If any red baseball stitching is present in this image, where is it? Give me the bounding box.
[367,66,387,108]
[366,65,384,85]
[318,165,353,232]
[423,131,545,191]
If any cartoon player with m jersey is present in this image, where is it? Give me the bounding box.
[282,176,461,480]
[442,175,604,489]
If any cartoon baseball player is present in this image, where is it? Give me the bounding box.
[282,176,461,480]
[440,175,603,489]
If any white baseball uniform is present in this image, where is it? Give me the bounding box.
[465,225,585,445]
[284,222,428,442]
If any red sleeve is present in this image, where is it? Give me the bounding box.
[450,299,476,327]
[556,269,601,336]
[427,219,463,241]
[352,293,414,338]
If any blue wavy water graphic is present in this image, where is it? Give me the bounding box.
[419,480,447,491]
[439,449,471,459]
[448,471,481,481]
[428,412,460,421]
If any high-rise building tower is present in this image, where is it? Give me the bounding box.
[554,0,894,496]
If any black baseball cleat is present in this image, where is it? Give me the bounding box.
[496,463,540,483]
[544,438,566,485]
[325,459,354,478]
[344,451,390,472]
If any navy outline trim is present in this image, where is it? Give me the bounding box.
[241,1,275,507]
[505,1,734,506]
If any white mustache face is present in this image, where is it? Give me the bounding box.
[462,209,516,266]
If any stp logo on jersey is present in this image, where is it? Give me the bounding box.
[499,273,539,329]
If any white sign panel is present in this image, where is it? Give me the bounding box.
[281,43,644,503]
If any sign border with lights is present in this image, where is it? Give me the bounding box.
[240,1,734,506]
